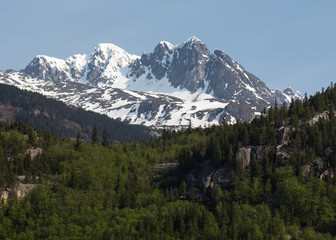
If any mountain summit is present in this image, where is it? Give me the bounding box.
[1,37,300,128]
[129,37,278,104]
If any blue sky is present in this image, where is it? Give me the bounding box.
[1,0,336,95]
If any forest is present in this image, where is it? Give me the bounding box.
[0,83,155,142]
[1,84,336,239]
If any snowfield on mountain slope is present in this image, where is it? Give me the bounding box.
[0,71,234,127]
[0,37,301,128]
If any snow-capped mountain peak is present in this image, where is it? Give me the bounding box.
[85,43,138,86]
[65,54,87,82]
[93,43,138,62]
[24,43,139,87]
[1,37,302,128]
[183,36,203,44]
[35,55,67,67]
[158,41,174,51]
[24,55,71,82]
[283,87,301,98]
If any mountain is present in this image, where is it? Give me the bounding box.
[0,83,156,142]
[0,37,300,128]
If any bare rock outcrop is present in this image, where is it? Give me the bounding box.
[236,147,252,168]
[0,190,9,204]
[16,183,37,198]
[24,147,43,159]
[279,126,291,145]
[308,111,330,125]
[301,157,325,177]
[236,146,268,168]
[301,164,311,177]
[202,168,232,189]
[320,169,334,180]
[1,176,39,205]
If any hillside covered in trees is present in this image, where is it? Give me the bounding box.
[0,84,156,142]
[1,84,336,239]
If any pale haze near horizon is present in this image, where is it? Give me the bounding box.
[1,0,336,96]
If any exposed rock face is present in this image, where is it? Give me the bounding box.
[308,111,330,125]
[143,42,174,81]
[236,146,268,168]
[236,147,252,168]
[15,183,37,198]
[279,126,291,145]
[0,176,38,205]
[320,169,334,180]
[276,146,291,164]
[130,37,293,105]
[24,55,70,82]
[0,190,9,204]
[314,158,324,170]
[203,168,232,189]
[301,164,311,177]
[167,38,209,92]
[0,104,19,121]
[24,147,43,159]
[301,158,325,177]
[207,50,271,103]
[153,163,179,172]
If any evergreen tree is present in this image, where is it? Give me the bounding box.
[74,129,81,151]
[91,125,99,145]
[102,125,109,147]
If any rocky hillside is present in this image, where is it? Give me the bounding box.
[166,86,336,199]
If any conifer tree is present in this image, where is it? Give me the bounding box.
[27,127,36,145]
[91,125,99,145]
[102,125,109,147]
[74,129,81,151]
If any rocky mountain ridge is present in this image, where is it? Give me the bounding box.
[0,37,300,128]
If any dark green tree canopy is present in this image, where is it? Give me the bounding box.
[91,124,99,145]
